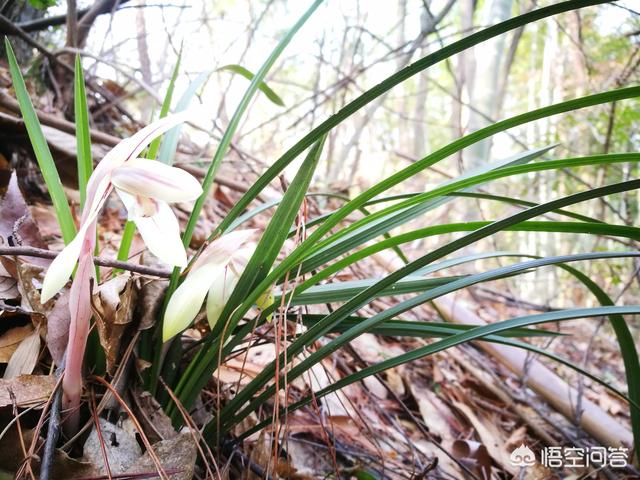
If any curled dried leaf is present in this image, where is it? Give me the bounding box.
[92,273,136,373]
[4,326,41,379]
[0,324,34,363]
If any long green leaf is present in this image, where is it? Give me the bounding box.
[218,64,285,106]
[213,0,612,238]
[218,180,640,424]
[5,39,76,244]
[158,70,213,165]
[237,306,640,442]
[300,153,638,274]
[147,48,182,161]
[74,54,92,210]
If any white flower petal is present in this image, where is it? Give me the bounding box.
[192,229,257,271]
[111,159,202,203]
[163,263,223,341]
[40,221,93,303]
[84,112,192,216]
[117,190,187,267]
[206,268,239,329]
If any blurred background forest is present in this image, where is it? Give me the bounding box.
[4,0,638,306]
[0,0,640,478]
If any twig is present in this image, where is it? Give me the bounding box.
[40,358,65,480]
[0,90,120,147]
[0,1,132,34]
[0,246,172,278]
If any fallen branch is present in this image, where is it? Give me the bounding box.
[0,246,171,278]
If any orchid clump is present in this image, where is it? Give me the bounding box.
[40,113,202,431]
[163,229,263,341]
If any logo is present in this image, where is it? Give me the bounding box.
[509,445,629,469]
[510,444,536,467]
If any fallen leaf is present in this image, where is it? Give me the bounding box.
[0,263,18,301]
[45,289,70,366]
[451,439,492,480]
[0,324,33,362]
[4,326,41,378]
[92,273,136,373]
[0,374,56,408]
[124,433,197,480]
[137,279,167,330]
[0,172,49,271]
[130,389,177,443]
[451,397,514,474]
[15,262,49,319]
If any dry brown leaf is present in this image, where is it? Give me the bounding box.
[137,278,167,330]
[0,172,49,269]
[45,288,70,366]
[93,273,136,373]
[4,326,41,378]
[451,398,515,475]
[0,263,18,301]
[0,374,55,408]
[130,389,177,443]
[0,324,33,362]
[451,439,492,480]
[15,261,49,319]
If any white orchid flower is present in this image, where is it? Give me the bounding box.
[163,229,257,341]
[41,112,202,303]
[38,112,201,433]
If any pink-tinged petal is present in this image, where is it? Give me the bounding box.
[111,159,202,203]
[163,262,223,341]
[192,229,257,271]
[117,189,187,267]
[61,228,95,434]
[206,267,238,329]
[83,112,192,217]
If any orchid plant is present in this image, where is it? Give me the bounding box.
[39,113,202,431]
[5,0,640,466]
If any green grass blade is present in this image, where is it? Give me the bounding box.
[218,64,285,106]
[219,180,640,422]
[74,54,92,210]
[300,153,638,274]
[116,51,182,273]
[237,306,640,442]
[147,48,182,161]
[299,314,563,338]
[447,192,603,223]
[158,70,213,165]
[166,134,326,420]
[5,38,76,244]
[213,0,612,237]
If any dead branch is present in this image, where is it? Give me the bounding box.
[0,1,132,34]
[0,246,172,278]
